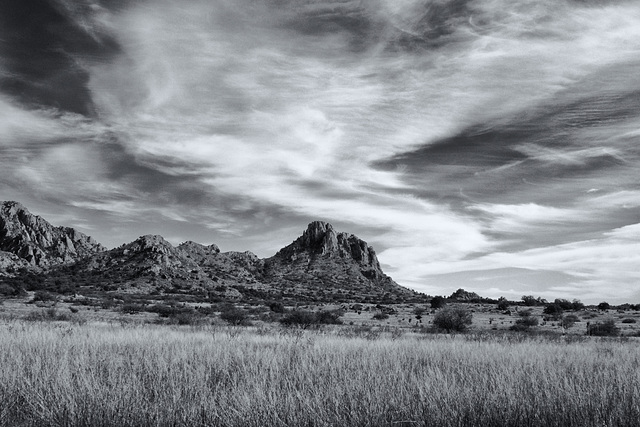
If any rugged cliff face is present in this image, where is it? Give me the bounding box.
[0,201,106,268]
[264,221,409,299]
[0,202,415,302]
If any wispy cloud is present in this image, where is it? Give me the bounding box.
[1,0,640,302]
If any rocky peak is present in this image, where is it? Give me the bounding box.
[0,201,106,267]
[277,221,381,270]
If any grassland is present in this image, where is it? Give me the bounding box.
[1,320,639,427]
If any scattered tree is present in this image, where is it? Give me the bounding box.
[497,297,510,311]
[430,296,446,309]
[433,307,472,333]
[561,314,579,330]
[597,302,611,311]
[220,307,251,326]
[587,319,619,336]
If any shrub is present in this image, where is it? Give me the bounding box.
[497,297,509,311]
[430,296,446,309]
[433,307,472,333]
[543,304,563,320]
[372,312,389,320]
[621,318,636,324]
[268,301,285,313]
[279,310,317,329]
[220,307,251,326]
[315,310,343,325]
[510,315,539,332]
[32,291,57,304]
[587,320,619,336]
[121,303,145,314]
[561,314,579,329]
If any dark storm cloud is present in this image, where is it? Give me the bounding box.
[0,0,120,116]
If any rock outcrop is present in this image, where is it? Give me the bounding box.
[264,221,411,300]
[0,202,417,302]
[0,201,106,267]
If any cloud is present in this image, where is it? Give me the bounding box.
[2,0,640,302]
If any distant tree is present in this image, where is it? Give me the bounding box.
[220,307,251,326]
[279,310,317,329]
[554,299,573,311]
[587,319,619,336]
[433,307,472,333]
[561,314,579,330]
[430,296,446,309]
[521,295,537,306]
[497,297,510,311]
[510,314,539,332]
[268,301,285,313]
[597,302,611,311]
[571,299,585,311]
[543,304,564,320]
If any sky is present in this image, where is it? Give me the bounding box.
[1,0,639,304]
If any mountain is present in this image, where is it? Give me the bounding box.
[0,202,418,303]
[0,201,106,269]
[263,221,413,301]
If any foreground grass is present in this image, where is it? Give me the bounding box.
[0,322,638,427]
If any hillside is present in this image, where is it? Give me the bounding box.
[0,201,419,303]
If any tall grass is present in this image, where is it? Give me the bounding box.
[0,321,639,426]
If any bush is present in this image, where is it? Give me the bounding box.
[372,312,389,320]
[510,315,539,332]
[121,303,145,314]
[621,318,636,324]
[32,291,57,304]
[597,302,611,311]
[543,304,563,320]
[280,310,317,329]
[587,320,619,336]
[433,307,472,333]
[430,296,446,309]
[496,297,509,311]
[315,310,343,325]
[220,307,251,326]
[561,314,579,329]
[268,301,285,313]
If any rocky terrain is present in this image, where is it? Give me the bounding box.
[0,201,420,303]
[0,202,106,268]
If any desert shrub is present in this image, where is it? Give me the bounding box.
[167,311,205,326]
[553,299,573,311]
[621,318,637,324]
[220,307,252,326]
[543,304,563,320]
[561,314,579,329]
[277,309,343,328]
[23,307,70,322]
[497,297,509,311]
[430,296,446,309]
[433,307,472,333]
[587,320,619,336]
[0,283,22,297]
[279,310,317,329]
[571,299,585,310]
[510,315,539,332]
[32,291,57,304]
[268,301,285,313]
[372,312,389,320]
[315,310,344,325]
[121,303,145,314]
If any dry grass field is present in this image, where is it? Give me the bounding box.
[1,318,639,427]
